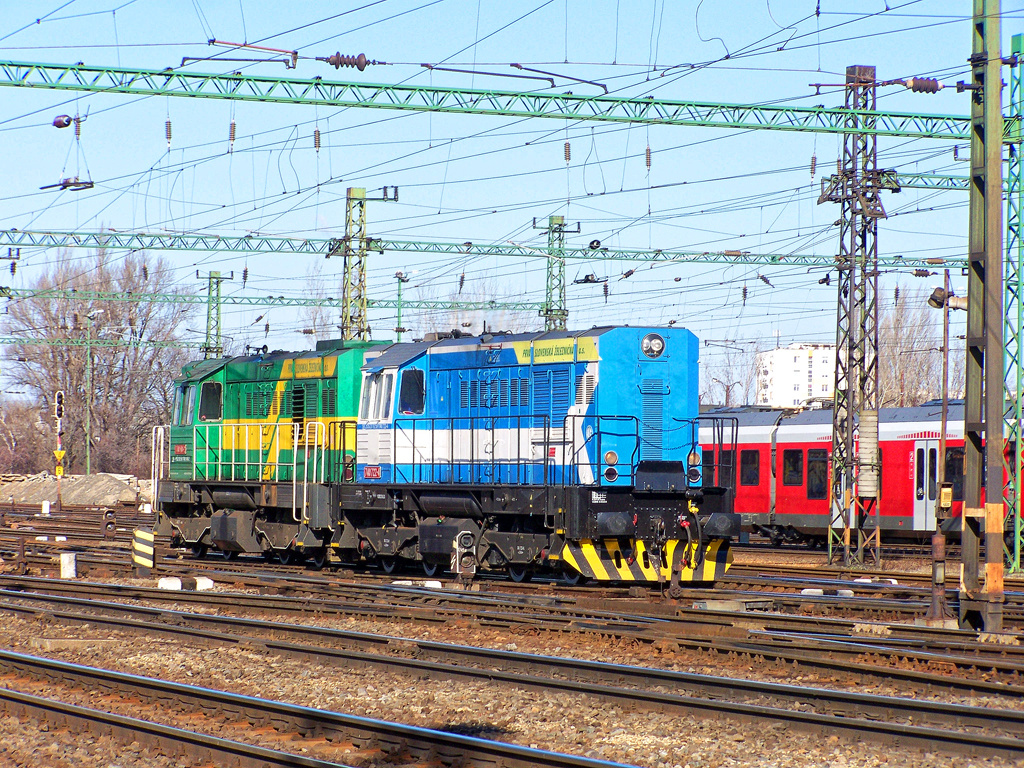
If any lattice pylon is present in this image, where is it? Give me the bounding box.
[1004,34,1024,573]
[342,188,369,341]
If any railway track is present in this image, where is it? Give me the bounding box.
[7,529,1024,627]
[166,554,1024,626]
[3,574,1024,694]
[1,586,1023,758]
[0,650,621,768]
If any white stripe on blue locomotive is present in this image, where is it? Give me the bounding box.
[355,327,701,487]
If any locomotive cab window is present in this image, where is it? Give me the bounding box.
[174,385,196,425]
[399,369,425,415]
[198,382,222,421]
[782,449,803,486]
[360,372,394,421]
[740,450,760,486]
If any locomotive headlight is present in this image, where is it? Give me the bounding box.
[604,450,618,465]
[641,332,665,359]
[687,450,701,466]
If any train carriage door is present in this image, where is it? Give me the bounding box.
[913,439,939,531]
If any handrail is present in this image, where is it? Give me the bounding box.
[297,420,327,523]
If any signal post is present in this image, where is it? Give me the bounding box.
[53,390,65,510]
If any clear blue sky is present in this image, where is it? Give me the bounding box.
[0,0,1022,374]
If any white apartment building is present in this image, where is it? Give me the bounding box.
[755,343,836,408]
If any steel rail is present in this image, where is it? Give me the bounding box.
[2,600,1024,757]
[0,570,1018,652]
[0,686,353,768]
[0,649,630,768]
[2,587,1023,701]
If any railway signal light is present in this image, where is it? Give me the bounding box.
[54,391,65,419]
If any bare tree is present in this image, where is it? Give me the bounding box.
[878,287,942,407]
[411,278,540,338]
[701,341,761,406]
[0,397,52,474]
[3,249,194,476]
[298,260,341,344]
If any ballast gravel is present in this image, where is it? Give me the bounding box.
[0,605,1016,768]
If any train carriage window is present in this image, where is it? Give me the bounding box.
[806,449,828,500]
[719,449,736,489]
[782,449,803,486]
[945,447,965,501]
[399,370,425,415]
[916,448,925,501]
[740,450,760,486]
[928,448,938,501]
[198,382,222,421]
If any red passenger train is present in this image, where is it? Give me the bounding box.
[699,402,966,545]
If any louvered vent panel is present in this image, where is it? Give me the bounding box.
[574,374,596,406]
[641,379,664,460]
[533,372,551,416]
[552,370,571,413]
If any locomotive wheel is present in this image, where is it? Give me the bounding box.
[422,560,441,578]
[308,548,328,570]
[190,543,208,560]
[508,564,532,583]
[278,549,295,566]
[380,556,398,574]
[560,564,585,586]
[224,550,239,561]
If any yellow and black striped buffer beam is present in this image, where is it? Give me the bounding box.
[560,538,731,583]
[132,528,155,569]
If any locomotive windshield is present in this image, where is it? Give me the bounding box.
[173,385,196,425]
[360,372,394,421]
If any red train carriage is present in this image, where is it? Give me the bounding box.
[700,403,967,545]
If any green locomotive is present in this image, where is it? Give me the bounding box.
[155,339,377,565]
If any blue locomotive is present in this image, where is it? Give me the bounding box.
[154,325,739,590]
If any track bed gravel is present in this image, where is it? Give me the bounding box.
[0,603,1016,768]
